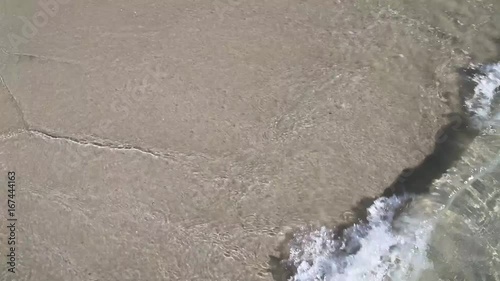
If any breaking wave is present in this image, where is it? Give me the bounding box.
[289,195,434,281]
[285,63,500,281]
[465,63,500,130]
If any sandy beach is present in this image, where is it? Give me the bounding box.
[0,0,498,280]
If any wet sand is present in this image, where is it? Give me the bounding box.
[0,0,496,280]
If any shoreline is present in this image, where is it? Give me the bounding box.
[2,0,496,280]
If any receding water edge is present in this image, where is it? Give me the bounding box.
[269,63,500,281]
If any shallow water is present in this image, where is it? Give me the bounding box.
[285,64,500,281]
[281,0,500,278]
[424,64,500,281]
[0,0,498,280]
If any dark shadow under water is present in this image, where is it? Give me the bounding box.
[267,65,486,281]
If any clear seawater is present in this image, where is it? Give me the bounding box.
[286,63,500,281]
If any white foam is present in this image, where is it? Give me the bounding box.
[465,63,500,129]
[288,195,434,281]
